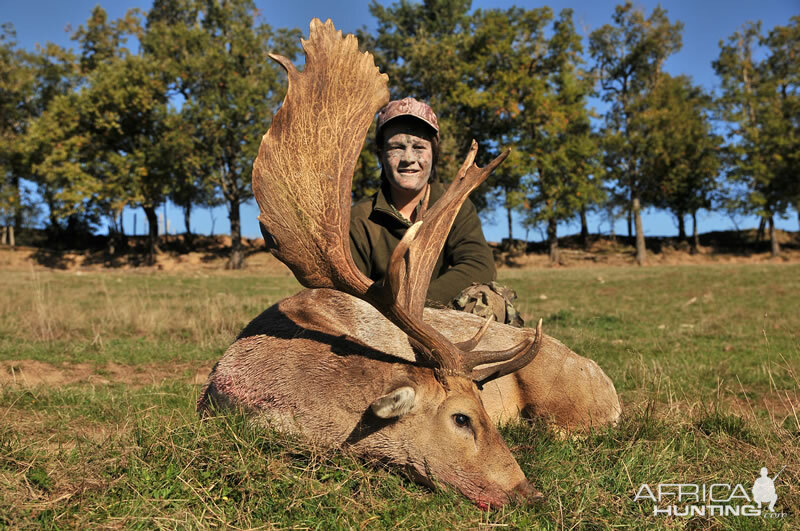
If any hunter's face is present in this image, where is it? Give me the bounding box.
[380,120,434,196]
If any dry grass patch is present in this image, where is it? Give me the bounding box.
[0,360,213,388]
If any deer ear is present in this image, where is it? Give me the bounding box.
[370,386,416,418]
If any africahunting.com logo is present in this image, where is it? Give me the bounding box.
[634,466,788,518]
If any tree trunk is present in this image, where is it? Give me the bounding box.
[183,203,193,249]
[120,212,128,251]
[226,196,245,269]
[1,225,7,245]
[691,210,700,254]
[7,225,14,248]
[48,210,60,234]
[183,204,192,237]
[12,176,22,238]
[506,205,513,243]
[627,205,633,238]
[163,201,169,235]
[580,205,588,247]
[143,206,159,266]
[109,210,125,256]
[677,213,686,240]
[768,215,780,257]
[633,195,646,265]
[547,217,559,264]
[756,217,766,242]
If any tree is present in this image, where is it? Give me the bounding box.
[459,6,552,242]
[763,17,800,243]
[25,6,176,262]
[590,1,683,265]
[642,75,721,251]
[165,110,221,247]
[0,24,36,246]
[144,0,300,269]
[23,41,83,241]
[520,9,605,263]
[714,18,799,256]
[4,23,83,247]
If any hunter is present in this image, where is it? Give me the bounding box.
[350,97,523,326]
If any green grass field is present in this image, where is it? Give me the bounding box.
[1,263,798,528]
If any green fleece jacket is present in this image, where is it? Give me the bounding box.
[349,181,496,305]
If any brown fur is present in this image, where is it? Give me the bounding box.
[198,289,620,506]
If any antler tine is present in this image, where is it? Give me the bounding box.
[462,334,531,371]
[454,316,493,351]
[470,320,543,386]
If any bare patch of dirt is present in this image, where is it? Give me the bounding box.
[0,360,214,388]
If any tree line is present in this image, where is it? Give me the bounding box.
[1,0,797,267]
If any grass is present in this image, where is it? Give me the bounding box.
[0,263,798,528]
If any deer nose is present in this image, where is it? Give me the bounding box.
[512,479,545,504]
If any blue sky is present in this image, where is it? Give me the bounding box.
[4,1,798,241]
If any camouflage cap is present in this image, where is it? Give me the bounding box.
[376,97,439,136]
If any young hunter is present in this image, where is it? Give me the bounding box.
[349,97,523,326]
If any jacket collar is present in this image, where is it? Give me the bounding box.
[373,181,446,227]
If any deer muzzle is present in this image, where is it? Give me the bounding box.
[511,478,545,503]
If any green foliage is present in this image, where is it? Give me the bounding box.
[0,24,36,231]
[518,9,605,256]
[590,2,684,263]
[22,7,175,259]
[634,75,721,239]
[14,2,302,265]
[143,0,301,268]
[714,16,799,254]
[3,2,798,252]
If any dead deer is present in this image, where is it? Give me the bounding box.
[198,19,620,509]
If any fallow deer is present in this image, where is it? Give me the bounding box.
[198,19,621,509]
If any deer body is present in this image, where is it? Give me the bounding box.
[199,289,540,506]
[199,289,620,505]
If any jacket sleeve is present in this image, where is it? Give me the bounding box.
[427,199,496,305]
[349,210,372,278]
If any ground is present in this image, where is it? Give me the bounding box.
[0,233,798,527]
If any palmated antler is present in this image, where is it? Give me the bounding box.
[253,19,541,385]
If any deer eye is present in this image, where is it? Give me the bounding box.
[453,414,471,428]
